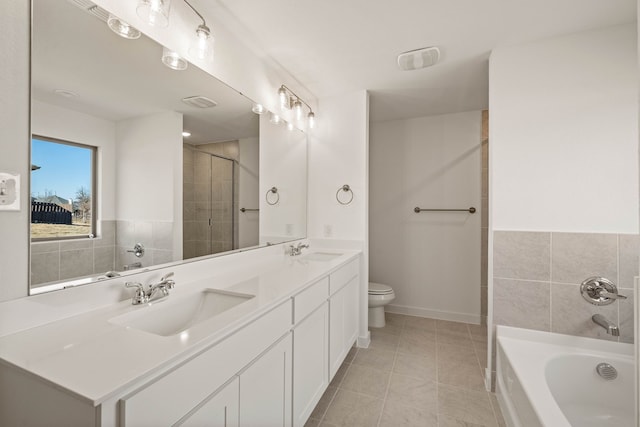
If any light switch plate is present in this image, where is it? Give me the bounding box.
[0,173,20,211]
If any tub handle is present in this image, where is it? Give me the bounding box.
[597,289,627,300]
[580,277,626,305]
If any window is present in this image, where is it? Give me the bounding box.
[30,136,96,240]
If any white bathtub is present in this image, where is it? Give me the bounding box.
[496,325,635,427]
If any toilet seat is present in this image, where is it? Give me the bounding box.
[369,282,393,295]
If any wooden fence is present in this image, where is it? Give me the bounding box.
[31,201,72,225]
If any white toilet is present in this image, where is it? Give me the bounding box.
[368,282,395,328]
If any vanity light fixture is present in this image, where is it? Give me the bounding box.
[162,47,188,70]
[184,0,214,62]
[277,85,317,129]
[270,112,283,125]
[252,103,267,114]
[107,14,141,39]
[182,131,191,137]
[136,0,171,27]
[286,122,294,131]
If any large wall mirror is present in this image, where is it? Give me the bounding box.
[30,0,308,292]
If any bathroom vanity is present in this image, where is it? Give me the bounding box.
[0,249,362,427]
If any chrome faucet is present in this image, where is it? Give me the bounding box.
[288,242,309,256]
[592,314,620,336]
[125,272,175,305]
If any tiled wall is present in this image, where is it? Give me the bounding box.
[31,220,116,287]
[480,111,488,324]
[183,142,238,260]
[493,231,637,344]
[115,220,174,270]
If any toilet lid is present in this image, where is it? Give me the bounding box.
[369,282,393,295]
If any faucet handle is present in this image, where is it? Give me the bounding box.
[125,282,148,305]
[160,272,175,289]
[597,289,627,300]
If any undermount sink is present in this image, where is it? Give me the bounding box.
[301,252,343,262]
[109,289,255,336]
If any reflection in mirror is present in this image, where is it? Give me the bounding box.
[30,0,307,292]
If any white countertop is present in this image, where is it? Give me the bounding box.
[0,249,360,406]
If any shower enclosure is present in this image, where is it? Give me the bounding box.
[183,144,238,260]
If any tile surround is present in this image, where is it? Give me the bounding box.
[305,313,505,427]
[492,230,637,344]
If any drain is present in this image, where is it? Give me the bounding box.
[596,362,618,380]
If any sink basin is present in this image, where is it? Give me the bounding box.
[109,289,254,336]
[301,252,343,262]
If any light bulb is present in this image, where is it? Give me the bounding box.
[107,14,141,39]
[307,111,316,129]
[189,24,214,62]
[251,103,266,114]
[270,113,282,125]
[136,0,171,27]
[293,99,303,121]
[287,122,294,131]
[162,47,188,70]
[278,87,289,110]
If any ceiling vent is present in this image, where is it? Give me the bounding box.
[68,0,109,23]
[397,47,440,71]
[182,96,218,108]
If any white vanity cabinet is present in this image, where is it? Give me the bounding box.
[292,278,329,427]
[328,259,359,379]
[177,377,240,427]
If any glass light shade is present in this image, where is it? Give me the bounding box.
[189,25,214,62]
[293,99,303,120]
[252,103,266,114]
[286,122,294,131]
[278,87,289,110]
[307,111,316,129]
[270,112,282,125]
[136,0,171,27]
[162,47,188,71]
[107,14,141,39]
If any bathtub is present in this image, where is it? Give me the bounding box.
[496,325,635,427]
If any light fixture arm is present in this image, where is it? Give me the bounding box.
[279,84,314,114]
[183,0,207,27]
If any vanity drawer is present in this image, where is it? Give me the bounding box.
[329,259,359,295]
[293,277,329,324]
[120,300,292,427]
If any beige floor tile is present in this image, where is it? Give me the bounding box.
[385,373,438,413]
[393,352,437,382]
[398,334,438,357]
[329,361,351,387]
[405,315,438,331]
[369,329,401,351]
[344,345,358,363]
[322,389,384,427]
[304,417,322,427]
[489,393,507,427]
[437,329,474,348]
[379,399,438,427]
[340,364,390,398]
[436,320,470,333]
[402,326,438,342]
[372,321,404,336]
[438,343,479,367]
[438,384,497,426]
[438,360,486,391]
[310,386,338,420]
[319,421,340,427]
[352,347,396,371]
[438,414,491,426]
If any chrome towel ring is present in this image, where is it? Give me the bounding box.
[266,187,280,205]
[336,184,354,205]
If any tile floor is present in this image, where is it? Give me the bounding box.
[305,313,506,427]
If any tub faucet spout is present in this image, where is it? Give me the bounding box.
[592,314,620,336]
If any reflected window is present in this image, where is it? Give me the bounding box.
[30,136,96,240]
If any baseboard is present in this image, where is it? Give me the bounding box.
[484,367,492,391]
[357,331,371,348]
[386,304,481,325]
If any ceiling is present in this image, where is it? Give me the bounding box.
[32,0,258,144]
[195,0,636,122]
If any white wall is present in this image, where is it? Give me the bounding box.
[31,100,116,222]
[490,24,638,233]
[370,111,482,323]
[115,111,183,258]
[239,137,259,248]
[259,116,307,243]
[308,90,370,342]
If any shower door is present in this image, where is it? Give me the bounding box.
[183,146,236,260]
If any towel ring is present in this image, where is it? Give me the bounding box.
[336,184,354,205]
[266,187,280,205]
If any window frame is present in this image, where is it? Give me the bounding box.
[30,134,98,242]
